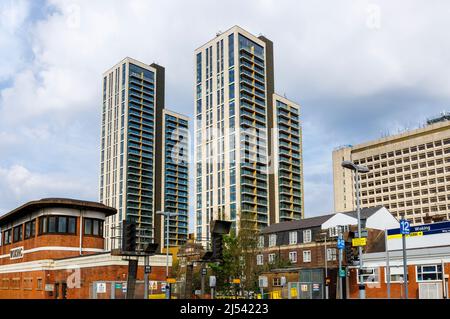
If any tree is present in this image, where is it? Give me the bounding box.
[209,211,262,296]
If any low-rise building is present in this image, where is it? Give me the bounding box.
[347,220,450,299]
[257,206,399,299]
[0,198,169,299]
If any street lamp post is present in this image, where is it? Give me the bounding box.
[341,160,370,300]
[157,211,178,299]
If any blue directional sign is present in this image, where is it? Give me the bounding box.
[400,219,410,235]
[337,238,345,250]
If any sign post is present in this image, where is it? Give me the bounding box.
[337,227,344,299]
[400,218,410,299]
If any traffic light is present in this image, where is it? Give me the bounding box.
[345,242,355,265]
[211,233,224,261]
[122,221,137,252]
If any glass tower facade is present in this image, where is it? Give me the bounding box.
[100,57,189,251]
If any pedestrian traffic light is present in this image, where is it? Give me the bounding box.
[212,233,224,261]
[122,221,137,252]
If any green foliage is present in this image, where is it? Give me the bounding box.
[209,212,263,295]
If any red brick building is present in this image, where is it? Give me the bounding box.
[347,221,450,299]
[0,198,168,299]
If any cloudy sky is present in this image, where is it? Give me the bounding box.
[1,0,450,228]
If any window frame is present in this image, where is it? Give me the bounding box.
[3,229,12,245]
[384,266,407,283]
[416,264,443,282]
[256,254,264,266]
[268,253,276,264]
[326,248,337,261]
[83,218,104,237]
[357,267,380,284]
[268,234,277,247]
[38,215,77,235]
[13,225,23,243]
[303,229,312,243]
[25,220,36,239]
[302,250,311,263]
[289,251,297,263]
[257,235,264,249]
[289,231,297,245]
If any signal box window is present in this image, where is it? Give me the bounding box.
[84,218,104,237]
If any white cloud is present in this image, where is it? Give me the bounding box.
[0,164,96,215]
[0,0,31,81]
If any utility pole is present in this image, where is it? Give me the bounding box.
[144,255,149,299]
[338,226,343,299]
[400,217,410,299]
[341,161,370,300]
[157,211,178,299]
[402,227,408,299]
[324,234,329,299]
[355,171,365,299]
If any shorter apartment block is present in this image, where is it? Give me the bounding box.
[0,198,169,299]
[255,206,398,299]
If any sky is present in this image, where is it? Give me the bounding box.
[1,0,450,230]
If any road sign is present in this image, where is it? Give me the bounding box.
[115,283,122,289]
[167,278,176,284]
[325,276,331,285]
[232,278,241,284]
[355,230,368,238]
[352,237,367,247]
[339,269,346,278]
[337,238,345,250]
[400,219,410,235]
[145,265,152,274]
[201,268,207,276]
[96,282,106,293]
[209,276,216,287]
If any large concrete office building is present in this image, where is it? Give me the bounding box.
[100,57,189,251]
[194,26,304,242]
[333,114,450,225]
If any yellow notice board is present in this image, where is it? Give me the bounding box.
[352,238,367,247]
[290,288,298,298]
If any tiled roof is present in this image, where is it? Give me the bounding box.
[261,206,384,234]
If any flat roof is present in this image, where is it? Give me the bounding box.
[0,198,117,226]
